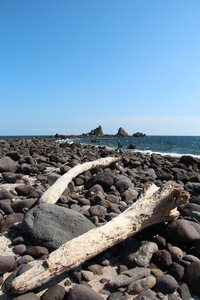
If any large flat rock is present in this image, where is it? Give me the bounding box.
[23,203,95,250]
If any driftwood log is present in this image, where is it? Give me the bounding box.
[7,180,189,294]
[39,156,120,204]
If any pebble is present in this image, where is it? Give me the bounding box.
[167,244,183,262]
[13,293,40,300]
[179,283,194,300]
[26,246,49,258]
[15,184,33,196]
[65,284,104,300]
[0,255,15,274]
[12,236,25,245]
[124,241,158,267]
[0,156,19,173]
[81,270,94,282]
[166,219,200,244]
[152,235,167,249]
[13,244,27,255]
[152,250,173,269]
[107,291,128,300]
[0,188,14,200]
[41,284,65,300]
[167,262,184,281]
[118,264,128,274]
[184,260,200,295]
[127,275,156,295]
[154,274,178,294]
[89,205,107,218]
[150,267,164,278]
[16,255,34,266]
[108,274,133,288]
[87,264,103,275]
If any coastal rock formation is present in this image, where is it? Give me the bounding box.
[132,132,146,137]
[127,143,137,149]
[87,125,104,136]
[116,127,128,137]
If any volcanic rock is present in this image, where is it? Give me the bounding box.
[165,219,200,244]
[128,275,156,295]
[2,172,23,183]
[116,127,128,137]
[66,284,104,300]
[87,125,104,136]
[13,293,40,300]
[184,260,200,295]
[0,255,15,274]
[152,250,172,270]
[123,241,158,267]
[154,275,178,294]
[23,203,95,250]
[0,189,14,200]
[0,156,19,173]
[41,284,65,300]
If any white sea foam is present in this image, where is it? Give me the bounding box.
[130,149,200,158]
[59,138,200,159]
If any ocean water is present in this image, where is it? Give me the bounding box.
[1,135,200,157]
[68,136,200,157]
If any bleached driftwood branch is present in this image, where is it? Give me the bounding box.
[7,181,189,294]
[39,156,120,204]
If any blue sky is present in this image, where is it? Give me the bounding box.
[0,0,200,135]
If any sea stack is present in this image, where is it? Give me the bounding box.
[116,127,128,137]
[87,125,104,136]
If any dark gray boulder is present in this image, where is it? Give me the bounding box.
[41,284,65,300]
[0,156,19,173]
[0,189,14,200]
[23,203,95,250]
[165,219,200,244]
[154,274,178,294]
[66,284,104,300]
[2,172,22,183]
[184,260,200,295]
[13,293,40,300]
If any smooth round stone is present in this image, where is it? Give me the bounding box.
[118,264,128,274]
[13,292,40,300]
[152,235,166,249]
[81,270,94,282]
[87,264,103,275]
[41,285,65,300]
[167,244,183,262]
[16,255,34,266]
[13,244,27,255]
[12,236,25,245]
[0,255,15,274]
[184,260,200,295]
[23,203,95,250]
[107,291,128,300]
[66,284,104,300]
[127,275,156,295]
[154,275,178,294]
[167,262,184,281]
[26,246,49,258]
[152,250,172,269]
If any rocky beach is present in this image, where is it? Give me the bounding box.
[0,137,199,300]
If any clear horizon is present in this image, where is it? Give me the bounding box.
[1,1,200,136]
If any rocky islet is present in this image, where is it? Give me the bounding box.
[0,137,199,299]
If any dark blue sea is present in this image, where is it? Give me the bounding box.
[67,136,200,157]
[1,135,200,157]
